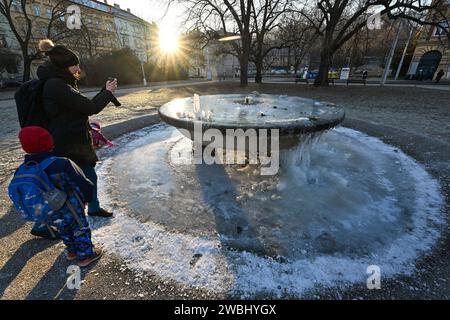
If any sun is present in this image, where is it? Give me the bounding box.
[159,27,179,53]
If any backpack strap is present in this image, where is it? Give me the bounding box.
[39,158,85,228]
[39,157,59,171]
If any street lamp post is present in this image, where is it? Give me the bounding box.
[139,53,148,86]
[395,24,414,81]
[141,60,147,86]
[381,20,402,86]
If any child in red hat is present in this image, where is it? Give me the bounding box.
[10,126,102,267]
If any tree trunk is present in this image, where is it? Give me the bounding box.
[22,56,32,83]
[315,45,332,87]
[255,58,263,83]
[254,35,264,84]
[240,56,249,87]
[294,59,300,74]
[240,35,250,87]
[287,46,291,69]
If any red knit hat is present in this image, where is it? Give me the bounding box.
[19,126,54,154]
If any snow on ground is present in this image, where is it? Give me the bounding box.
[90,124,445,298]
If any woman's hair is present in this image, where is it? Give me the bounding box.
[38,39,55,53]
[38,39,80,69]
[39,39,81,81]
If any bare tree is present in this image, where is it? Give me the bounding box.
[172,0,254,86]
[0,0,71,81]
[275,14,316,74]
[249,0,292,83]
[388,0,449,42]
[74,22,103,60]
[295,0,437,86]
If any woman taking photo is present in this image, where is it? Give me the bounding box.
[31,39,117,239]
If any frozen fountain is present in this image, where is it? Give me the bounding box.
[92,94,444,297]
[158,93,346,151]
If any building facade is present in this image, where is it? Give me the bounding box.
[111,3,152,63]
[70,0,120,60]
[0,12,22,80]
[0,0,154,81]
[407,0,450,80]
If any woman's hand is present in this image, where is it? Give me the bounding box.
[106,78,118,93]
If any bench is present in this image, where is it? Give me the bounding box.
[346,78,367,86]
[295,77,309,84]
[296,77,336,85]
[311,78,336,86]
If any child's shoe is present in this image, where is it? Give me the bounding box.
[66,252,77,261]
[78,247,103,268]
[30,225,60,240]
[88,208,113,218]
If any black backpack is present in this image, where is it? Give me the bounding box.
[14,79,48,129]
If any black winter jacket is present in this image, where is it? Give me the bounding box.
[37,62,114,167]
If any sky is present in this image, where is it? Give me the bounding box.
[112,0,186,33]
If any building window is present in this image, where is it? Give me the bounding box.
[12,0,19,11]
[46,8,52,19]
[33,4,41,17]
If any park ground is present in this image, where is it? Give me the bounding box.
[0,82,449,299]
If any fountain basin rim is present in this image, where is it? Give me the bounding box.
[158,111,345,135]
[158,94,346,135]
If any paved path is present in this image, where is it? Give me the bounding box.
[0,80,216,186]
[0,79,215,102]
[259,79,450,91]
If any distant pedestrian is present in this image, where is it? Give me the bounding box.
[418,69,424,81]
[362,70,368,80]
[435,69,445,83]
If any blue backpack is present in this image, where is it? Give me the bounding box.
[8,157,67,225]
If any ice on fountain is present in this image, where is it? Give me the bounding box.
[281,132,324,170]
[161,94,344,129]
[194,93,201,120]
[93,124,444,297]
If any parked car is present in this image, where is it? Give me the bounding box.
[271,68,288,75]
[306,70,319,79]
[301,70,339,80]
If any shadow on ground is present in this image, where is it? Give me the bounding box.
[0,206,93,300]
